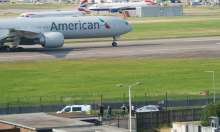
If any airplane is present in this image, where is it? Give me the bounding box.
[17,0,91,18]
[0,16,133,52]
[89,0,156,14]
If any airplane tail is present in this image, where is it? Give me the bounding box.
[77,0,91,14]
[144,0,157,5]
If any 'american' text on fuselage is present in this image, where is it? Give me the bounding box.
[50,22,100,31]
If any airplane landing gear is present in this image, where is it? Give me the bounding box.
[112,36,120,47]
[1,45,24,52]
[112,42,117,46]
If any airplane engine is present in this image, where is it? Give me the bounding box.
[39,32,64,48]
[109,9,118,13]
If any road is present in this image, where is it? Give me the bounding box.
[1,36,220,62]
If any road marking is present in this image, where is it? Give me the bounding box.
[186,39,220,42]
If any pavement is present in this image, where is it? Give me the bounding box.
[1,36,220,62]
[54,125,135,132]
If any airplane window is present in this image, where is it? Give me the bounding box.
[125,22,129,25]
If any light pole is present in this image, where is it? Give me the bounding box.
[116,82,142,132]
[206,71,215,102]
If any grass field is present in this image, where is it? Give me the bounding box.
[183,6,220,11]
[125,14,220,20]
[0,3,78,8]
[0,59,219,103]
[64,19,220,42]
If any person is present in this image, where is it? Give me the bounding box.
[127,104,129,114]
[131,104,134,116]
[99,104,104,117]
[121,104,126,117]
[106,106,112,119]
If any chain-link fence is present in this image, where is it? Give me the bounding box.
[0,90,216,115]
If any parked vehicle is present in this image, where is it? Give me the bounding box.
[135,105,164,112]
[57,104,92,114]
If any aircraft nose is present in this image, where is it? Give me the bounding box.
[128,23,133,32]
[125,21,133,32]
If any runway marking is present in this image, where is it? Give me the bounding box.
[1,46,220,61]
[186,39,220,42]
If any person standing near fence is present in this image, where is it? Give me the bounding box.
[99,104,104,117]
[106,106,112,119]
[121,104,126,117]
[131,104,134,116]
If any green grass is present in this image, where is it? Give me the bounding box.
[64,19,220,42]
[0,3,78,8]
[183,6,220,11]
[0,13,20,17]
[0,59,219,103]
[125,14,220,21]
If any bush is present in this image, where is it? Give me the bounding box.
[200,101,220,126]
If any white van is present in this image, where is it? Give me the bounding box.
[57,104,92,114]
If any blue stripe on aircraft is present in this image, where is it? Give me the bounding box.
[90,8,136,11]
[80,5,87,8]
[98,18,105,22]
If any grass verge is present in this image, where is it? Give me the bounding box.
[0,59,219,103]
[0,4,78,8]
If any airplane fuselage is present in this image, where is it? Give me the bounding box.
[89,2,151,11]
[0,16,133,43]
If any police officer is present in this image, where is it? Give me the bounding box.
[121,104,126,117]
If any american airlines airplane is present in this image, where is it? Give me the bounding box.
[17,0,90,18]
[0,16,133,52]
[89,0,156,13]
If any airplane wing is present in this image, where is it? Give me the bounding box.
[0,28,41,42]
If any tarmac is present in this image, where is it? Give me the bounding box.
[1,36,220,62]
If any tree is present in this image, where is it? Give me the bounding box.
[200,101,220,126]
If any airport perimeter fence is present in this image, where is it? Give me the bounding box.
[0,90,217,115]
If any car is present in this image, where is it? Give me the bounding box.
[135,105,164,112]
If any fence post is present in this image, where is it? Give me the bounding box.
[145,93,147,105]
[51,101,53,112]
[135,96,137,109]
[61,96,63,106]
[186,92,188,109]
[206,90,209,103]
[165,92,167,111]
[80,96,82,105]
[101,95,102,105]
[115,98,116,110]
[18,98,20,114]
[123,94,125,104]
[29,101,31,113]
[207,90,209,103]
[94,99,96,114]
[7,102,10,115]
[40,96,42,112]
